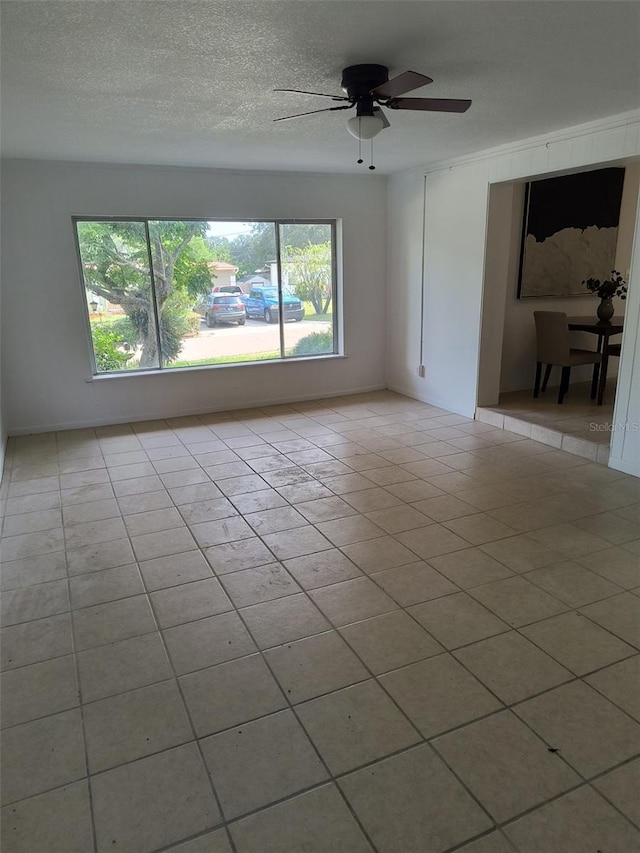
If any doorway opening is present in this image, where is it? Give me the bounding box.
[476,160,640,463]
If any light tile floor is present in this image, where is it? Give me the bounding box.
[1,390,639,853]
[478,380,618,465]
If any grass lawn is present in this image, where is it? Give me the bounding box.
[171,351,281,368]
[89,313,121,324]
[303,313,331,322]
[302,301,332,323]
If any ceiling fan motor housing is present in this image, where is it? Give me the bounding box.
[341,64,389,101]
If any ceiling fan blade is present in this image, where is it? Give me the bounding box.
[373,106,391,129]
[274,88,350,102]
[371,71,433,99]
[274,104,352,122]
[387,97,472,113]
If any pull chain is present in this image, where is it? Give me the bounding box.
[353,118,376,170]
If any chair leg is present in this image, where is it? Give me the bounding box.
[558,366,570,404]
[533,362,542,398]
[541,364,552,392]
[590,362,600,400]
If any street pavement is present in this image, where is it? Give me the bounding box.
[178,318,332,360]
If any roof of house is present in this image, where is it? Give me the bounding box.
[207,261,238,273]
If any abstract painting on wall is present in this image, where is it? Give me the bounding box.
[517,166,625,298]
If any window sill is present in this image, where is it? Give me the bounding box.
[85,352,346,381]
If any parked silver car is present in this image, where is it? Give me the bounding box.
[200,294,246,327]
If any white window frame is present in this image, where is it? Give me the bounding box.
[73,217,341,376]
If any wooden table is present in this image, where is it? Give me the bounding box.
[567,316,624,405]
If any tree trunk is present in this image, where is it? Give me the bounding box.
[138,332,159,368]
[118,295,163,369]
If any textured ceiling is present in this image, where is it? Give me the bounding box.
[1,1,639,174]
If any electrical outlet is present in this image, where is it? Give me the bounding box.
[417,365,425,378]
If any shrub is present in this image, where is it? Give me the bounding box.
[108,301,200,363]
[184,311,201,336]
[109,317,139,348]
[290,329,334,356]
[91,324,135,371]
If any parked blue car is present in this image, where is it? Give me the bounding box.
[241,287,305,323]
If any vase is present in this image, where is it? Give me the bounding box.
[597,298,614,323]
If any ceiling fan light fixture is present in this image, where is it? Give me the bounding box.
[274,64,471,171]
[346,114,384,140]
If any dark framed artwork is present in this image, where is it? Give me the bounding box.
[517,166,625,298]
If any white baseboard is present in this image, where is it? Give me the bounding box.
[386,382,475,419]
[7,384,388,435]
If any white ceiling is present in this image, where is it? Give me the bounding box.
[1,1,639,175]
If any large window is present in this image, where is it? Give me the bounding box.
[74,219,338,374]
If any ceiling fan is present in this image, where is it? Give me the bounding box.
[274,64,471,169]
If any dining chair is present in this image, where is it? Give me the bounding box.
[533,311,601,404]
[598,341,621,405]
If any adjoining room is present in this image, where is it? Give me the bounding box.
[477,162,640,464]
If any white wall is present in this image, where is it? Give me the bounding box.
[0,286,5,478]
[388,110,640,472]
[610,189,640,477]
[477,182,516,407]
[387,163,490,417]
[498,164,639,394]
[385,170,425,395]
[1,160,387,433]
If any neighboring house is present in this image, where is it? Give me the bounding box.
[86,292,124,315]
[206,261,239,290]
[267,259,291,289]
[238,274,270,292]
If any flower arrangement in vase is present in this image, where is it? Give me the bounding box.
[582,270,627,323]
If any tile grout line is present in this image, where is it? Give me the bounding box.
[60,446,100,853]
[141,580,240,853]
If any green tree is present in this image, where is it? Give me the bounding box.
[230,223,276,277]
[280,224,331,248]
[225,223,332,278]
[285,241,332,315]
[78,220,212,368]
[205,234,234,264]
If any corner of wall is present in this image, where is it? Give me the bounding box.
[0,417,6,486]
